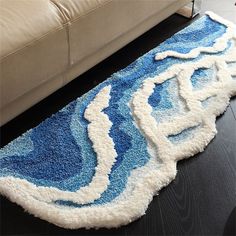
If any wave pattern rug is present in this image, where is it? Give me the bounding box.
[0,12,236,229]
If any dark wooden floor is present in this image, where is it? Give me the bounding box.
[1,1,236,235]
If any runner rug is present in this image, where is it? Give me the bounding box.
[0,12,235,229]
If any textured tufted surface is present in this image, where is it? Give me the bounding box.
[0,12,235,229]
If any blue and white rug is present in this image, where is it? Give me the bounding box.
[0,12,236,229]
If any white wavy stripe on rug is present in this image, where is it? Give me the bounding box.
[0,12,236,229]
[132,49,236,163]
[155,12,236,61]
[0,86,119,205]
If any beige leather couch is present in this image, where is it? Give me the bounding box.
[0,0,191,126]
